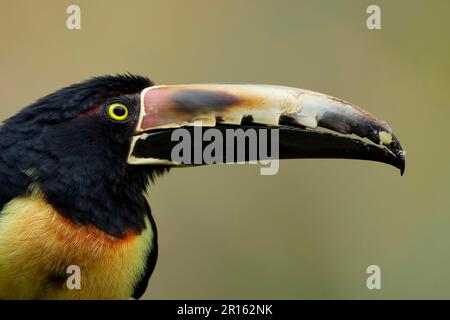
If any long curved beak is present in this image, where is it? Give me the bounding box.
[127,84,405,175]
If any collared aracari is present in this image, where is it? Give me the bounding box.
[0,74,405,299]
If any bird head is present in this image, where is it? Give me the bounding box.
[0,74,405,238]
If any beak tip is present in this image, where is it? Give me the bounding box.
[399,153,406,176]
[386,135,405,176]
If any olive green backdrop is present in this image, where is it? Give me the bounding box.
[1,0,449,299]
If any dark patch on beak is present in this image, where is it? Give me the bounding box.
[171,90,241,111]
[318,111,404,167]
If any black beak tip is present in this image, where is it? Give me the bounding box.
[398,152,406,176]
[389,137,406,176]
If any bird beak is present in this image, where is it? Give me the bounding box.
[127,84,405,174]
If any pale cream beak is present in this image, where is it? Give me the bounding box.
[128,84,405,174]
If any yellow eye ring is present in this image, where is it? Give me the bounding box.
[107,103,129,121]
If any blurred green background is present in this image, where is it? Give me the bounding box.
[1,0,449,299]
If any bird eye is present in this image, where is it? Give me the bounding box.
[107,103,129,121]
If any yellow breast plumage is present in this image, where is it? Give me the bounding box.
[0,196,153,299]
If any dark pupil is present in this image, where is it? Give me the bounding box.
[113,106,126,117]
